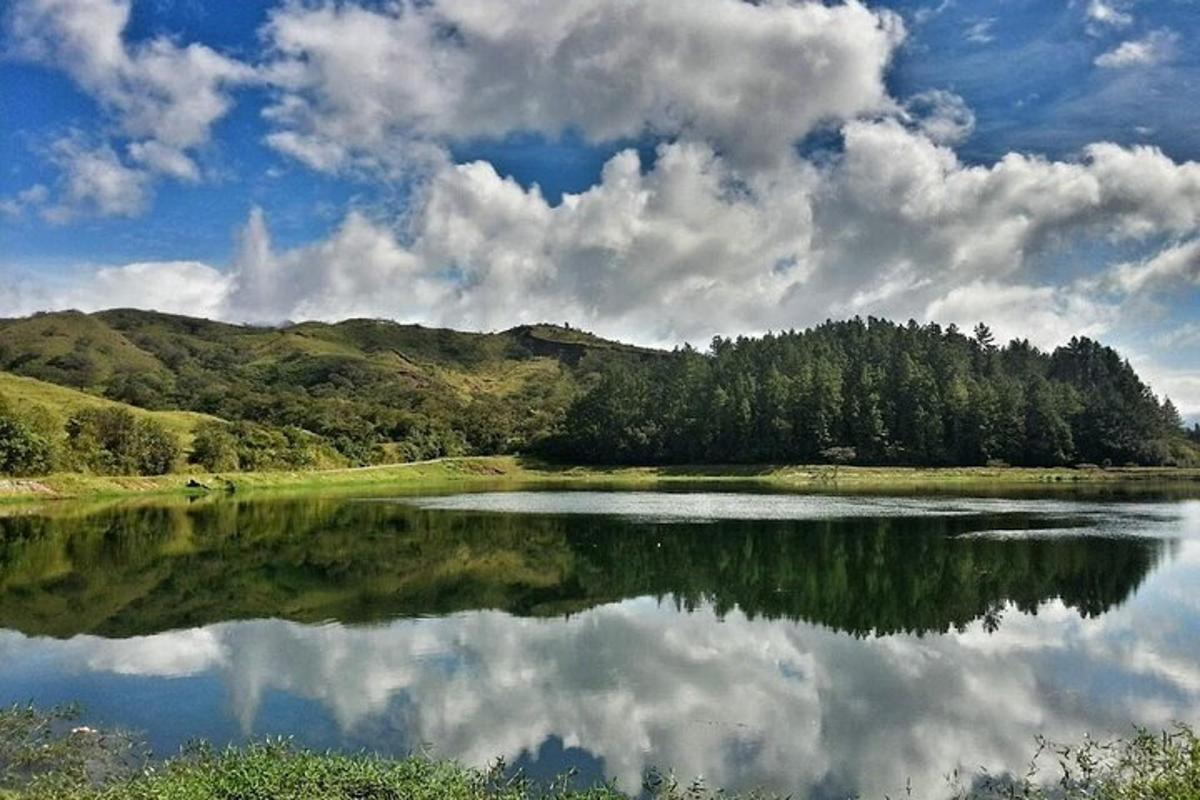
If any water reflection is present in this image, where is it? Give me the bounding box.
[0,496,1174,637]
[0,494,1197,798]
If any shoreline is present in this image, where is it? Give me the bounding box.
[3,456,1200,505]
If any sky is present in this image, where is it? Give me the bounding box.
[1,0,1198,415]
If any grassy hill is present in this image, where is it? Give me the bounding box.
[0,309,660,464]
[0,372,220,447]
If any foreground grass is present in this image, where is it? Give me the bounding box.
[3,455,1200,505]
[1,707,1197,800]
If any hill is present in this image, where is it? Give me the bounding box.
[0,372,220,447]
[0,309,659,465]
[1,310,1197,473]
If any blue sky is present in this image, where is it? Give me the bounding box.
[1,0,1199,413]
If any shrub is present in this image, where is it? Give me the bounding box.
[188,421,240,472]
[0,416,53,477]
[65,408,179,476]
[820,446,857,465]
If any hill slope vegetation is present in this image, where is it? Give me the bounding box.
[1,309,1197,473]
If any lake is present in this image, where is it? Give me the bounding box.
[1,488,1198,798]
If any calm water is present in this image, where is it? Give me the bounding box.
[1,489,1199,797]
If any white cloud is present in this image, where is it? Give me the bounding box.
[127,141,199,183]
[6,0,254,216]
[1086,0,1134,30]
[1128,356,1200,415]
[0,260,231,319]
[224,206,437,324]
[85,260,233,318]
[904,90,976,145]
[4,0,1199,394]
[1095,28,1179,68]
[42,137,151,222]
[261,0,905,173]
[924,282,1116,349]
[964,18,996,44]
[16,122,1200,357]
[1103,238,1200,295]
[8,0,253,149]
[0,184,49,218]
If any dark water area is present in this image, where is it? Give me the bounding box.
[0,490,1198,797]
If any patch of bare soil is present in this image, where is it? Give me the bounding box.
[0,479,56,495]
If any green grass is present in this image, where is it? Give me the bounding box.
[2,454,1200,505]
[1,707,1197,800]
[0,372,221,447]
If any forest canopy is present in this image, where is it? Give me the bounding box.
[548,319,1195,468]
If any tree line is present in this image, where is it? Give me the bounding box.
[549,318,1194,467]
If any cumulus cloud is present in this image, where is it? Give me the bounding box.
[20,124,1200,353]
[903,90,976,145]
[924,282,1116,348]
[261,0,904,173]
[5,0,253,216]
[0,260,230,319]
[1095,28,1179,68]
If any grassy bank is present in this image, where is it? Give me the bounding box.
[3,456,1200,504]
[1,707,1197,800]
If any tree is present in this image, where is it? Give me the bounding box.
[137,419,181,475]
[973,323,996,351]
[0,414,53,476]
[66,407,179,475]
[1022,378,1075,466]
[1161,398,1183,432]
[189,422,240,471]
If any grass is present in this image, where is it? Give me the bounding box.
[2,455,1200,505]
[0,372,219,447]
[1,706,1197,800]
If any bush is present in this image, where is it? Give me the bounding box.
[192,421,341,472]
[188,421,240,471]
[0,416,54,477]
[65,408,180,476]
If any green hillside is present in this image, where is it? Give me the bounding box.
[0,372,219,447]
[0,309,659,465]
